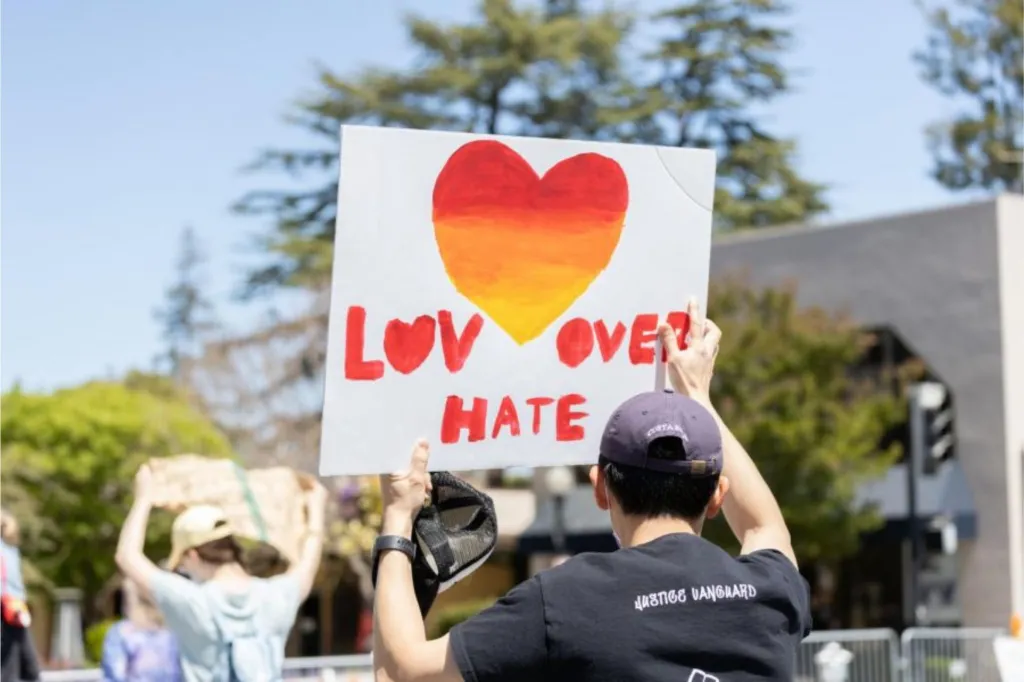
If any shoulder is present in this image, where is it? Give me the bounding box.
[730,548,810,601]
[734,549,806,585]
[149,569,200,597]
[148,571,210,621]
[250,573,301,604]
[733,549,812,636]
[536,549,622,586]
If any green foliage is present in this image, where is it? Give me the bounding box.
[915,0,1023,193]
[219,1,828,451]
[236,0,826,299]
[427,598,497,638]
[703,276,908,560]
[0,376,234,611]
[84,619,117,665]
[637,0,828,228]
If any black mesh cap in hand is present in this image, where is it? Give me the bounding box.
[411,472,498,616]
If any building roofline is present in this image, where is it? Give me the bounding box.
[712,197,997,247]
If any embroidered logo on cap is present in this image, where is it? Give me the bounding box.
[645,423,688,440]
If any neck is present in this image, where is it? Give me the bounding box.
[618,516,701,548]
[208,562,249,582]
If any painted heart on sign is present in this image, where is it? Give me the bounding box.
[432,140,629,345]
[383,315,436,374]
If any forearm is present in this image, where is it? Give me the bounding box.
[293,503,326,599]
[374,514,428,678]
[115,497,160,590]
[116,497,152,562]
[698,399,791,551]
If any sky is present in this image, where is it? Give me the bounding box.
[1,0,975,392]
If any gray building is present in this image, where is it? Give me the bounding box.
[522,195,1024,629]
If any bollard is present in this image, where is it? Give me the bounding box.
[814,641,853,682]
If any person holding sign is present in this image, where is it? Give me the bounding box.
[371,299,811,682]
[115,468,328,682]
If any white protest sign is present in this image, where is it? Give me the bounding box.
[320,126,715,475]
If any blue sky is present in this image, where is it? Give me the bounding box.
[2,0,973,391]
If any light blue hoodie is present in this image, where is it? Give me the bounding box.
[149,571,302,682]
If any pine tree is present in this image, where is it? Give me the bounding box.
[638,0,829,228]
[221,0,830,464]
[235,0,632,297]
[218,0,634,469]
[915,0,1023,193]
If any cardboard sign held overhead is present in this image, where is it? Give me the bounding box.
[320,126,716,476]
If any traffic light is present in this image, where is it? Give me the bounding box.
[915,382,956,474]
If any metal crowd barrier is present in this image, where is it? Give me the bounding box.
[796,628,900,682]
[281,654,373,682]
[39,655,374,682]
[901,627,1005,682]
[40,628,1009,682]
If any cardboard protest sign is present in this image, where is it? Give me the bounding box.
[320,126,715,475]
[147,455,314,565]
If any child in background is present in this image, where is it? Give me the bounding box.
[0,509,41,682]
[101,578,181,682]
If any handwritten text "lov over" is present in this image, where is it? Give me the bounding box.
[342,306,690,445]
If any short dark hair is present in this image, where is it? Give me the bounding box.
[599,437,720,520]
[193,534,243,566]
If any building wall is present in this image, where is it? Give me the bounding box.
[711,201,1010,626]
[996,194,1024,621]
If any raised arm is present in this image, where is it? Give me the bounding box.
[287,480,328,602]
[658,299,796,567]
[114,465,162,593]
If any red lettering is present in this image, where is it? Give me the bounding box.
[491,396,522,438]
[440,396,488,444]
[344,306,385,380]
[662,311,691,360]
[441,394,588,442]
[382,315,436,374]
[556,317,594,368]
[628,313,659,365]
[556,394,588,441]
[438,310,484,373]
[594,320,627,362]
[525,397,555,435]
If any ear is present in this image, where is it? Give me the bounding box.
[704,476,731,520]
[590,465,610,511]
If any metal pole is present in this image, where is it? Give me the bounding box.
[907,385,925,626]
[551,494,567,555]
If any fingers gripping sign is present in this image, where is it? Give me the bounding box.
[657,298,719,401]
[380,439,433,525]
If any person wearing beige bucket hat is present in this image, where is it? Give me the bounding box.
[115,468,328,682]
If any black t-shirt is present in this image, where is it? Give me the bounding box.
[450,533,812,682]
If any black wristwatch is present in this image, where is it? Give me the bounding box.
[371,535,417,587]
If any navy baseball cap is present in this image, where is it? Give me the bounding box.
[599,390,723,476]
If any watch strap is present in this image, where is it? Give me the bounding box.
[372,535,417,587]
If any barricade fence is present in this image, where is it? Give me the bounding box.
[900,627,1005,682]
[40,627,1006,682]
[796,628,900,682]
